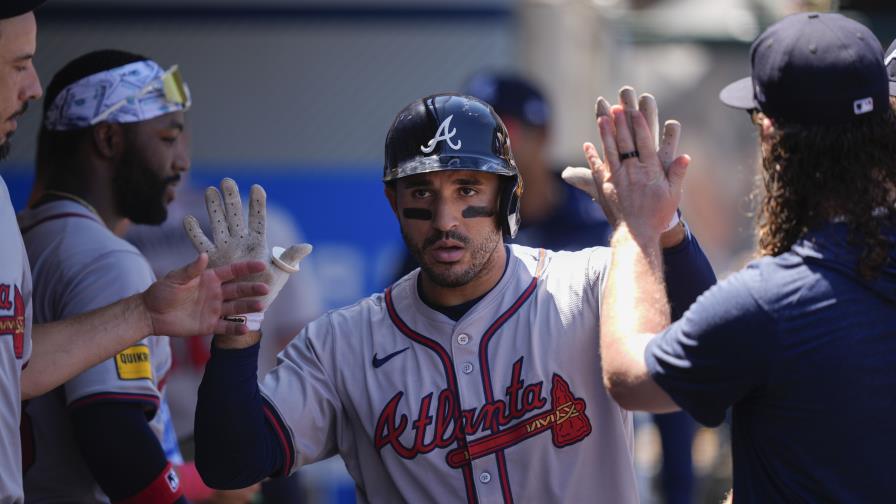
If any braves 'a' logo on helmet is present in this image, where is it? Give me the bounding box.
[420,115,462,153]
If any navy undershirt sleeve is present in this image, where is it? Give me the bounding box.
[70,402,181,502]
[194,342,285,489]
[662,226,717,320]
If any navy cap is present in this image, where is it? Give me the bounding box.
[885,38,896,97]
[464,72,550,128]
[0,0,46,19]
[720,12,888,125]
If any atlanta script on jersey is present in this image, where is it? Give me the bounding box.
[259,245,639,504]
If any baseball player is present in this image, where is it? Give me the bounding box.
[191,94,715,503]
[18,49,197,503]
[593,13,896,502]
[0,3,274,503]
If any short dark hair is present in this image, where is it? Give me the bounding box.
[37,50,148,185]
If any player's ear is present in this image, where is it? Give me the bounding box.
[92,122,124,160]
[384,183,398,215]
[759,114,775,138]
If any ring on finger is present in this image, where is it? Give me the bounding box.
[619,150,639,161]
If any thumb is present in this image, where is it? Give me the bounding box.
[667,154,690,200]
[277,244,313,270]
[167,253,209,285]
[561,166,599,199]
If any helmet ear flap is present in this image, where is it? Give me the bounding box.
[499,174,522,238]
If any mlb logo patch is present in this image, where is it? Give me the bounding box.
[166,467,180,492]
[853,97,874,115]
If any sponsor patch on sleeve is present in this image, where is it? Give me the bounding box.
[115,345,152,380]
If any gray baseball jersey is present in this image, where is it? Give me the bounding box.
[259,244,637,503]
[18,200,172,503]
[0,176,33,504]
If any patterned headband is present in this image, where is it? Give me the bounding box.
[44,60,191,131]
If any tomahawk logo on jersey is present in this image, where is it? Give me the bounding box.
[0,284,25,359]
[374,356,592,466]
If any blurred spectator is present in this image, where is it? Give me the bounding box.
[465,71,613,250]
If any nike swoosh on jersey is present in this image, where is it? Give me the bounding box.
[372,347,410,368]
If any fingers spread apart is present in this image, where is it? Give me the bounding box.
[658,120,681,170]
[183,215,214,254]
[248,184,267,243]
[638,93,659,150]
[205,185,230,247]
[220,178,245,240]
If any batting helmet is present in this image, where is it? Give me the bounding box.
[383,93,522,237]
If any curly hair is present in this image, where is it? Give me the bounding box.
[755,106,896,279]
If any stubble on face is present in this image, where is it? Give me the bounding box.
[402,220,503,288]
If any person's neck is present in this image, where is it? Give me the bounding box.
[418,243,507,307]
[45,178,123,233]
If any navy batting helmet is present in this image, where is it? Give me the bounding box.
[383,93,522,237]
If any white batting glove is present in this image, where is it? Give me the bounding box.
[563,86,682,231]
[183,178,312,331]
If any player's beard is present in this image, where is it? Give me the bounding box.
[113,140,175,225]
[404,224,503,288]
[0,102,28,161]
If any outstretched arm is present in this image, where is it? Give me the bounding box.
[23,255,267,399]
[588,98,693,412]
[195,342,285,488]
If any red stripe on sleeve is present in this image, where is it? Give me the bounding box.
[114,462,184,504]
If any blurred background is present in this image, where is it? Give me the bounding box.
[6,0,896,502]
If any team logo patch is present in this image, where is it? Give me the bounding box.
[166,466,180,492]
[0,284,25,359]
[115,345,152,380]
[374,357,592,465]
[421,114,461,153]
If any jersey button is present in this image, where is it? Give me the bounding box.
[479,472,491,484]
[461,362,474,374]
[457,333,470,345]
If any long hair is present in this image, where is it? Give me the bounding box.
[756,106,896,279]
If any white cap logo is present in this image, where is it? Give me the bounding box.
[854,97,874,115]
[421,115,462,153]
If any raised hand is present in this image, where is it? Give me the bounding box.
[562,86,682,229]
[587,102,689,240]
[142,253,268,337]
[183,178,312,331]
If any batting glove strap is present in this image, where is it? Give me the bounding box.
[222,312,264,331]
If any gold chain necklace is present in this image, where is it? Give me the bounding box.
[42,190,101,219]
